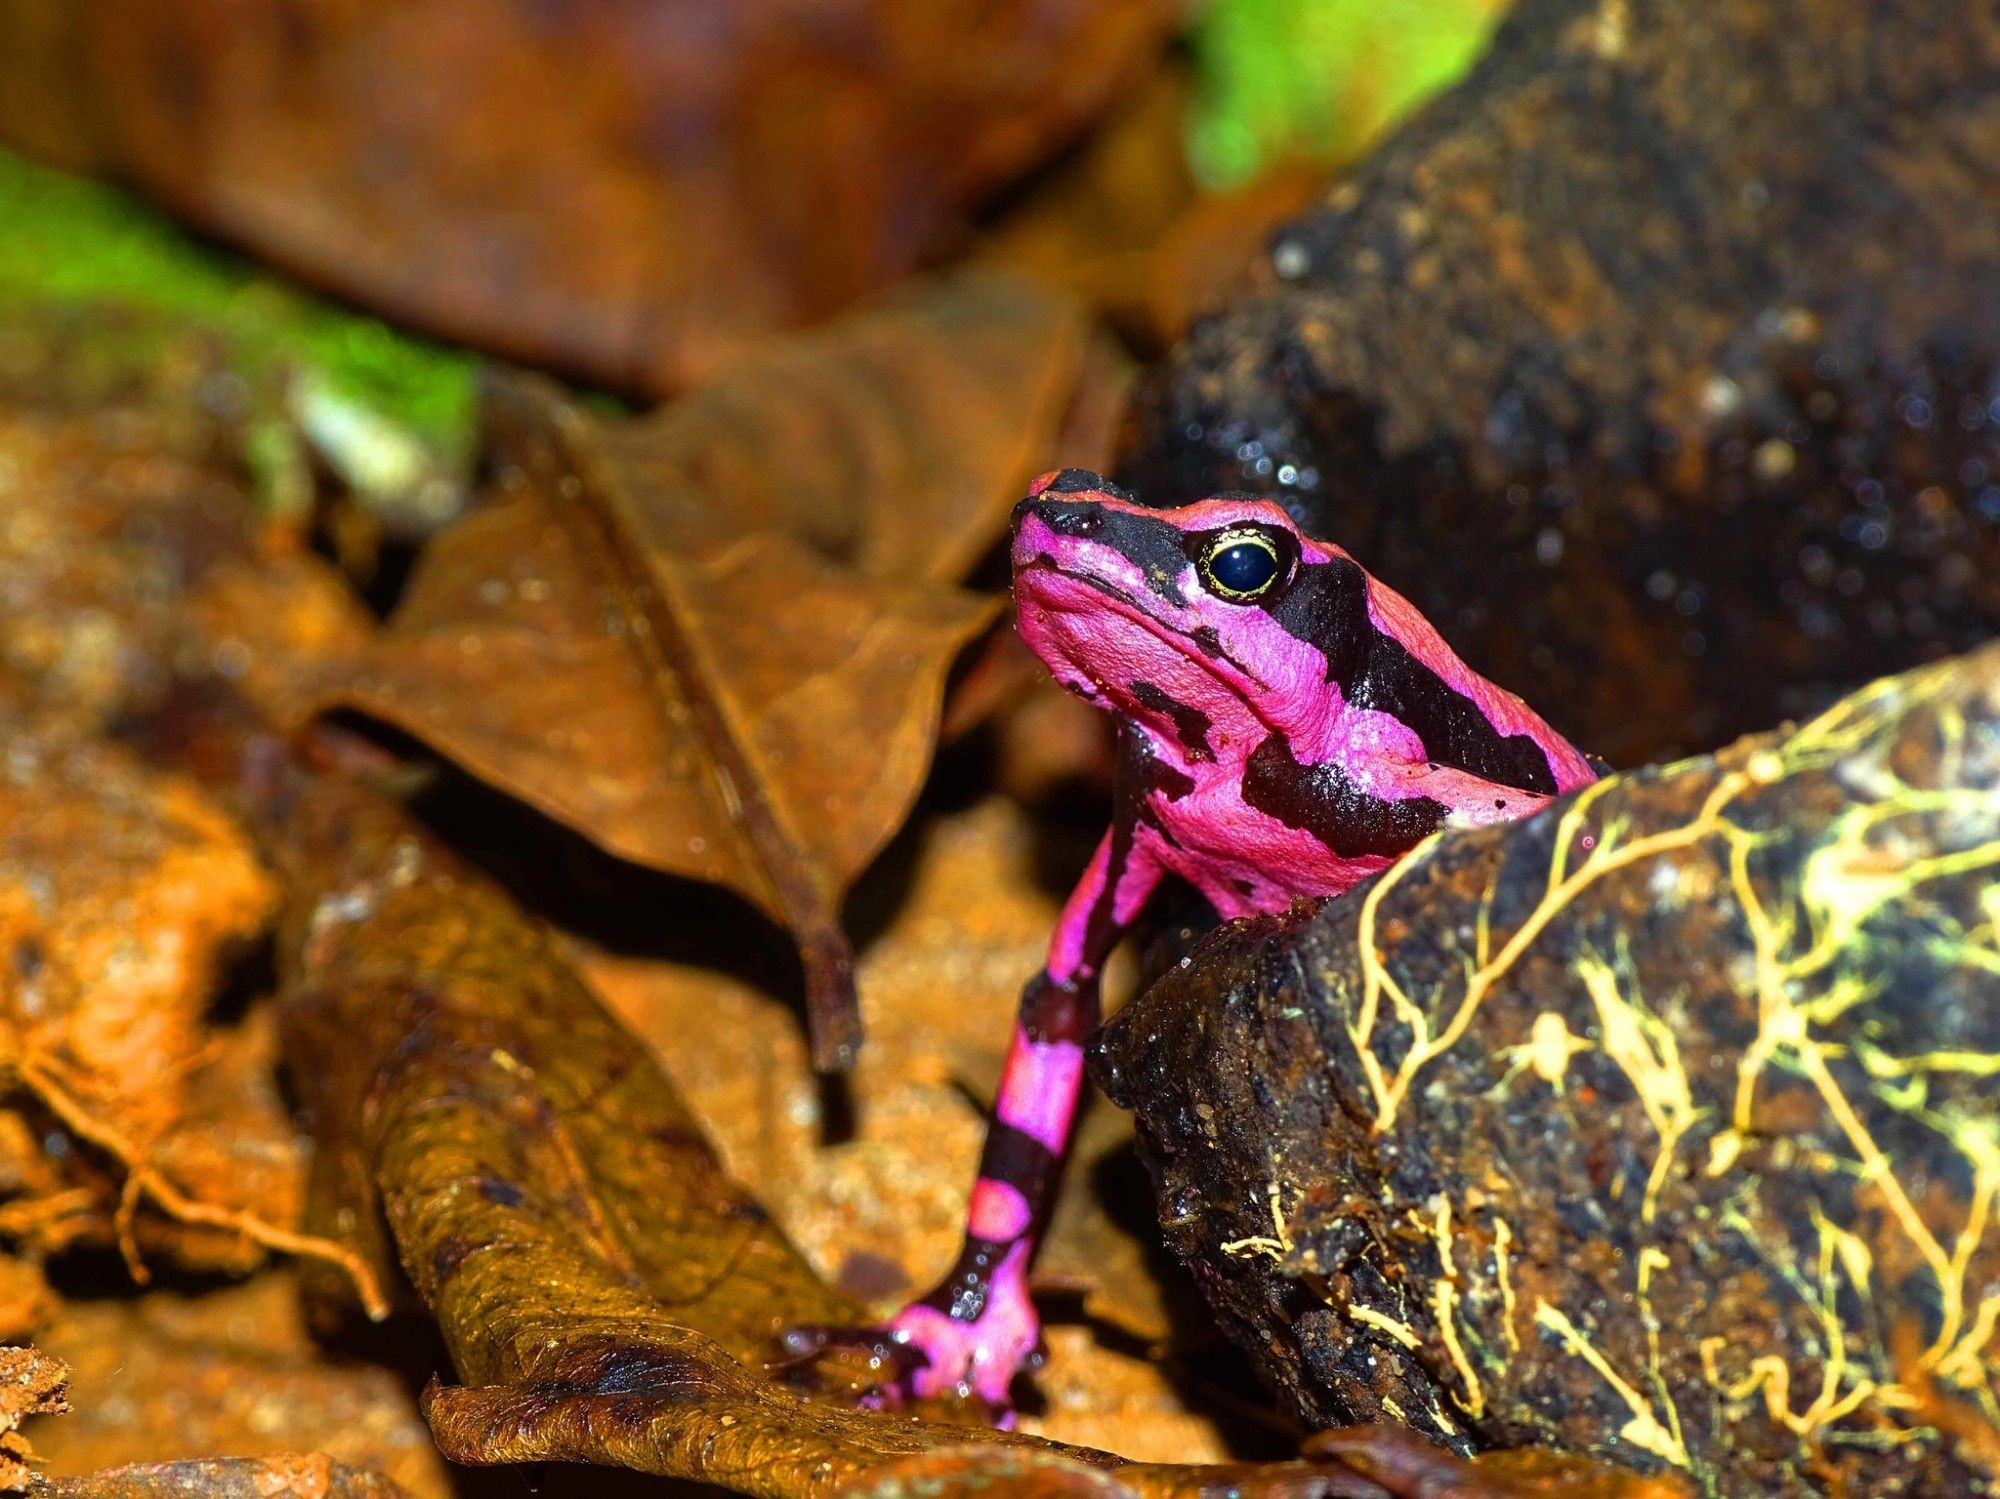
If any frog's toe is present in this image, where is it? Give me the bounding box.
[876,1299,1038,1412]
[774,1285,1041,1418]
[769,1321,928,1402]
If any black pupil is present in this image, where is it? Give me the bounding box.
[1209,540,1278,595]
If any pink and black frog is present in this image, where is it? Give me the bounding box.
[792,469,1599,1416]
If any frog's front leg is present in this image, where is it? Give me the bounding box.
[859,825,1160,1412]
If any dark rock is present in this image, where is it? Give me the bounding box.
[1092,641,2000,1496]
[1120,0,2000,765]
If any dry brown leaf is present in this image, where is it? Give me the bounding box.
[0,1,1181,394]
[0,724,370,1300]
[304,275,1116,1067]
[0,729,272,1142]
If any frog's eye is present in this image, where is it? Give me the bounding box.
[1198,529,1287,601]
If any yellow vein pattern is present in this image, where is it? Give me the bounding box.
[1337,652,2000,1478]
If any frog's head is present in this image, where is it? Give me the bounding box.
[1010,469,1346,752]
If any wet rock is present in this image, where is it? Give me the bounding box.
[1092,642,2000,1496]
[1120,0,2000,765]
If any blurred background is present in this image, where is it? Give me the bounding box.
[0,0,1500,487]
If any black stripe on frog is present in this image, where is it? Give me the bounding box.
[1268,560,1558,796]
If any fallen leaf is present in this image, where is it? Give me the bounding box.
[0,0,1181,394]
[303,275,1116,1067]
[576,795,1215,1453]
[0,722,370,1302]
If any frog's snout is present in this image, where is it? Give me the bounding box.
[1012,496,1102,539]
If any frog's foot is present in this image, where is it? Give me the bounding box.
[776,1251,1042,1419]
[870,1291,1043,1414]
[772,1321,928,1401]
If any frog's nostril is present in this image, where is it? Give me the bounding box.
[1039,503,1101,537]
[1013,496,1104,539]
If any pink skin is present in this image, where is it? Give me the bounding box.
[879,1241,1036,1413]
[807,473,1596,1414]
[967,1178,1033,1242]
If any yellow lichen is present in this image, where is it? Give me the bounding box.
[1342,657,2000,1458]
[1535,1299,1691,1469]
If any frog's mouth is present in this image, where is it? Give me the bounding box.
[1014,556,1273,698]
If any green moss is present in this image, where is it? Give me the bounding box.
[0,147,475,453]
[1186,0,1503,189]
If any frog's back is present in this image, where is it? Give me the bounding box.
[1266,541,1595,800]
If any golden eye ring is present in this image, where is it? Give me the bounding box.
[1199,529,1286,601]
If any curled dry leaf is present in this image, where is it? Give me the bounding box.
[302,275,1118,1067]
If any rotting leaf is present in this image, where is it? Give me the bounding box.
[301,275,1116,1068]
